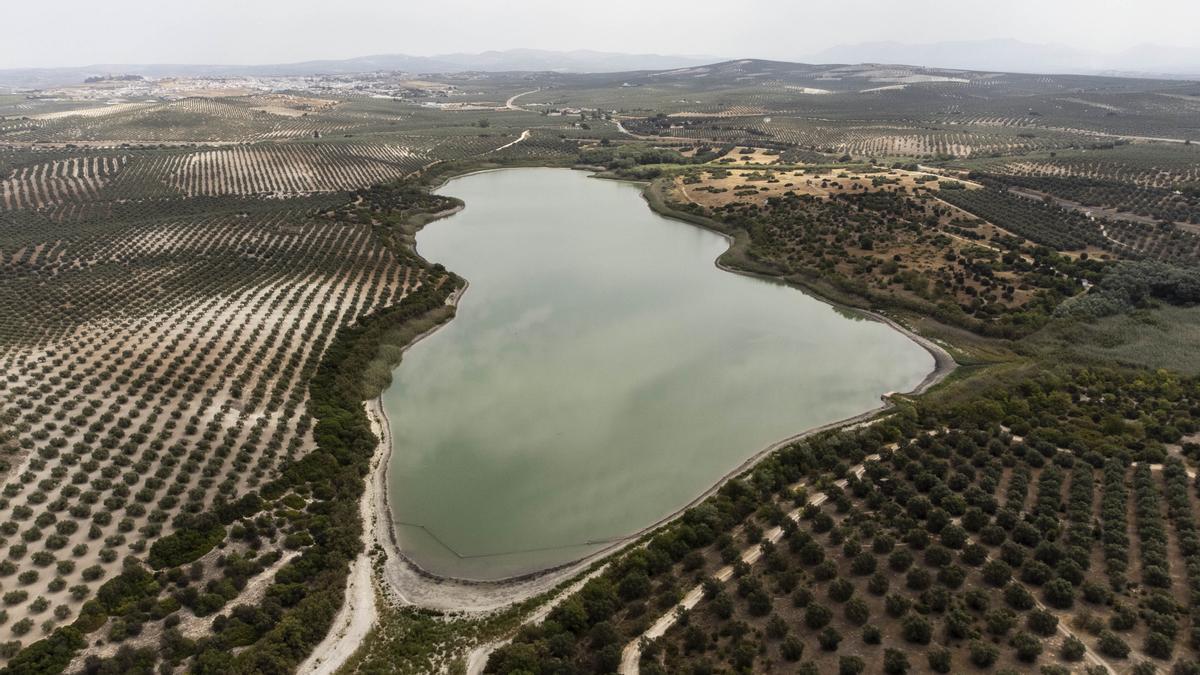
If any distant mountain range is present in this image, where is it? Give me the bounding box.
[809,39,1200,79]
[0,49,723,89]
[3,42,1198,91]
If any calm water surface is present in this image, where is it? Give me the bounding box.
[383,168,933,580]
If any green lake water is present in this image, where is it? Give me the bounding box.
[383,168,933,580]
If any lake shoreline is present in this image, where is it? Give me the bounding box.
[313,166,957,673]
[359,167,956,607]
[631,172,957,392]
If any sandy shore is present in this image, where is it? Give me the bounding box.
[304,169,959,672]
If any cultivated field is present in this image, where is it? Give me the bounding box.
[0,191,427,655]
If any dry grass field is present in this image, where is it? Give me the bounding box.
[671,164,982,210]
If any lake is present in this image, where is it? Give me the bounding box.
[383,168,934,580]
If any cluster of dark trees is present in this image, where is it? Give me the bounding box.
[1059,260,1200,319]
[579,144,729,177]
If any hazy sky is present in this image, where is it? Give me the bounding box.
[3,0,1197,68]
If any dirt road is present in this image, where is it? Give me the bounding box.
[506,89,539,111]
[490,129,531,153]
[1007,185,1161,227]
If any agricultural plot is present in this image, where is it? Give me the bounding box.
[975,153,1200,191]
[487,369,1200,675]
[1,96,401,144]
[0,93,591,208]
[952,91,1200,142]
[641,434,1194,673]
[973,173,1200,226]
[165,143,430,197]
[626,115,1101,160]
[0,191,432,658]
[938,187,1200,264]
[30,102,155,122]
[949,144,1200,227]
[0,137,566,208]
[0,155,126,210]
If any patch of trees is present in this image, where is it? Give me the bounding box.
[147,513,226,569]
[683,181,1108,338]
[1058,260,1200,319]
[579,143,730,177]
[580,145,688,173]
[0,626,85,675]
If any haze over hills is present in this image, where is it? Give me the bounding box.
[0,49,724,89]
[4,42,1199,91]
[810,38,1200,78]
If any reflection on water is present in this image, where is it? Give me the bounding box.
[831,304,870,322]
[383,168,933,580]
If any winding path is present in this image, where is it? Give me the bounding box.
[1008,186,1157,226]
[506,89,539,112]
[490,129,531,153]
[297,547,375,675]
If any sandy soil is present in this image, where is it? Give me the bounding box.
[675,166,980,211]
[716,146,782,165]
